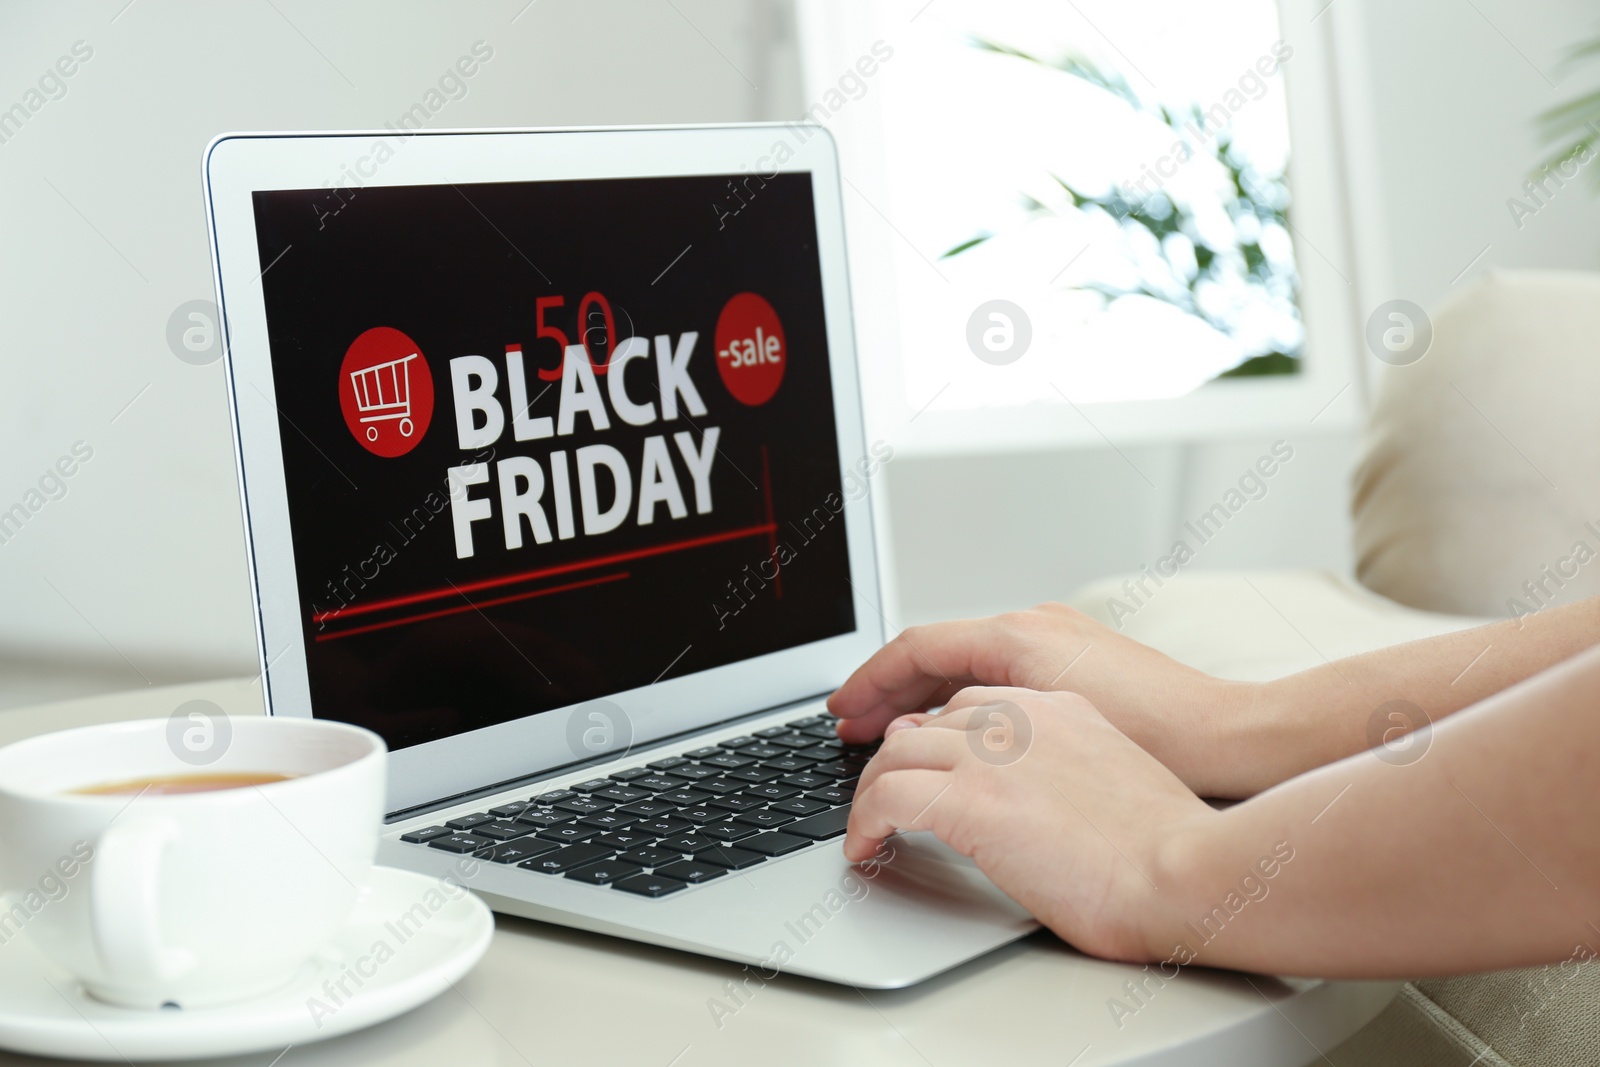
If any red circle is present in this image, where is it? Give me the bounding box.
[714,293,786,407]
[338,327,434,458]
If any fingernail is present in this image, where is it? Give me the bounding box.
[884,716,920,736]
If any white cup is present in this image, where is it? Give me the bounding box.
[0,715,385,1010]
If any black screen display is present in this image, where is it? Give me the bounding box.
[250,172,856,750]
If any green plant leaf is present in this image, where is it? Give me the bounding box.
[942,234,992,258]
[1217,351,1299,378]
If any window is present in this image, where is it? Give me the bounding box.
[800,1,1362,451]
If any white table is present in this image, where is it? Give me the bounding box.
[0,680,1397,1066]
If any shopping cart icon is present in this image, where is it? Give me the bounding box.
[348,352,419,442]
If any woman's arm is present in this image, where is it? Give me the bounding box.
[1151,638,1600,976]
[829,597,1600,798]
[1226,595,1600,796]
[845,643,1600,976]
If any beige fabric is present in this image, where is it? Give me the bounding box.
[1352,269,1600,619]
[1327,985,1512,1067]
[1070,569,1489,680]
[1418,965,1600,1067]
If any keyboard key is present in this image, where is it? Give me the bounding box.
[786,715,829,728]
[592,786,650,804]
[836,776,861,791]
[514,807,574,829]
[482,839,559,864]
[566,860,643,885]
[740,832,813,856]
[699,820,759,843]
[703,753,756,770]
[400,826,451,844]
[725,767,782,784]
[695,778,744,796]
[810,762,851,779]
[648,756,691,770]
[717,736,759,749]
[698,845,766,870]
[800,724,841,740]
[616,799,678,818]
[609,767,653,782]
[593,830,657,850]
[784,804,852,840]
[766,736,816,750]
[631,816,693,837]
[631,775,682,792]
[739,744,786,760]
[520,843,612,873]
[677,806,726,824]
[429,832,491,853]
[732,809,796,829]
[763,756,817,773]
[654,860,727,883]
[684,746,723,760]
[797,745,842,761]
[663,765,719,782]
[659,789,712,807]
[533,789,577,805]
[445,812,494,831]
[805,787,854,806]
[745,783,802,801]
[779,772,832,789]
[571,778,615,793]
[555,797,613,815]
[708,795,765,813]
[769,797,830,816]
[487,801,532,817]
[474,820,532,841]
[613,872,689,897]
[537,824,600,844]
[617,846,681,867]
[578,812,633,832]
[656,833,716,854]
[755,726,794,739]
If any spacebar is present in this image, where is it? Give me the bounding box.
[784,804,851,840]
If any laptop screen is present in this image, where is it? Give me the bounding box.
[248,172,859,751]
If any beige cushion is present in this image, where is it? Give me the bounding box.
[1352,270,1600,618]
[1070,569,1488,679]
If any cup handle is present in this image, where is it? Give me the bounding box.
[90,816,197,983]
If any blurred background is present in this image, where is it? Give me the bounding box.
[2,0,1599,710]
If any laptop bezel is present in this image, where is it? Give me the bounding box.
[203,124,885,813]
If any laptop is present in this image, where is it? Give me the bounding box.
[203,124,1037,988]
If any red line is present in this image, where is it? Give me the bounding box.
[313,572,629,642]
[761,446,782,599]
[311,522,776,624]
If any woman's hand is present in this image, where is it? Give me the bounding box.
[843,686,1217,962]
[828,604,1263,797]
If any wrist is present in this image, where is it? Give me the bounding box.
[1140,808,1231,963]
[1186,677,1275,798]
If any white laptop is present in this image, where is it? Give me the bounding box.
[203,124,1036,988]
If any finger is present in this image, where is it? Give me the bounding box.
[829,619,1021,735]
[854,723,966,797]
[883,712,935,738]
[915,686,1039,730]
[844,768,955,862]
[832,677,969,743]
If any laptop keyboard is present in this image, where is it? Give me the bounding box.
[398,714,878,898]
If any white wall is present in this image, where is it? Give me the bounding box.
[4,0,1600,702]
[0,0,799,698]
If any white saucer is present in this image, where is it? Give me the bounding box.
[0,865,494,1062]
